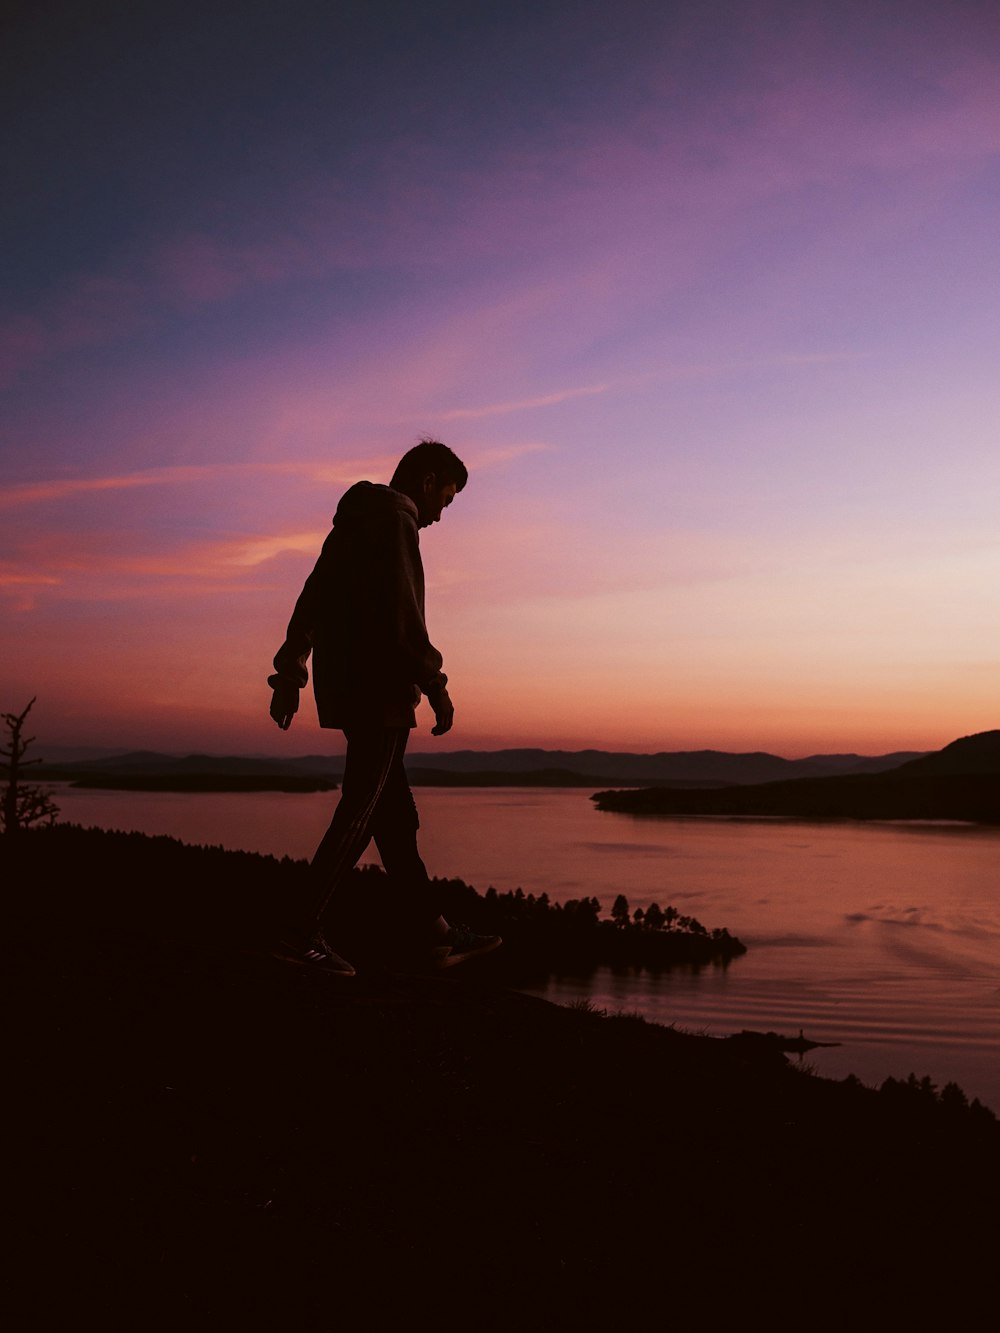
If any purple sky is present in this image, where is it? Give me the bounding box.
[2,0,998,757]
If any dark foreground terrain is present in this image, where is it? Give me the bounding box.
[11,825,998,1327]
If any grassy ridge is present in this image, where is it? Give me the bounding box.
[9,822,745,974]
[10,824,998,1324]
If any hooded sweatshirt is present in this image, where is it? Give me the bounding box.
[268,482,447,729]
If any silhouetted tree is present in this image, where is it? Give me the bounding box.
[611,894,630,927]
[909,1073,938,1101]
[940,1082,969,1113]
[2,698,60,836]
[562,896,601,926]
[644,903,664,931]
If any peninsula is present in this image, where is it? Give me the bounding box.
[592,730,999,824]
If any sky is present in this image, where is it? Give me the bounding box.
[2,0,998,759]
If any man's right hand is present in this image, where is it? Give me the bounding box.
[269,681,300,730]
[429,685,454,736]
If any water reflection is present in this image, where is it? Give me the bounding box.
[52,784,1000,1108]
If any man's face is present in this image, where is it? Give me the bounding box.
[416,475,458,528]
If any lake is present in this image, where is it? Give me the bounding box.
[51,783,1000,1109]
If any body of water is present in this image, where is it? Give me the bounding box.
[52,783,1000,1109]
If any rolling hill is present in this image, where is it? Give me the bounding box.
[591,731,999,824]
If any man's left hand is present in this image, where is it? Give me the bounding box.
[269,681,300,730]
[429,686,454,736]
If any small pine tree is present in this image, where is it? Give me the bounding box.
[2,698,60,836]
[644,902,665,931]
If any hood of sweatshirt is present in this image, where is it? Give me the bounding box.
[332,481,417,530]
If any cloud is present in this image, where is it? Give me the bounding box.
[0,568,61,610]
[846,907,936,928]
[17,26,997,348]
[464,441,553,469]
[4,20,995,403]
[440,384,611,420]
[151,232,309,310]
[0,467,221,509]
[0,461,381,511]
[224,531,328,568]
[0,273,148,389]
[0,444,548,523]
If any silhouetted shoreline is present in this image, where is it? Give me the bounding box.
[11,823,997,1322]
[594,730,1000,824]
[37,731,997,811]
[52,773,341,792]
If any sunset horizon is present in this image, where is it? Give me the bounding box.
[4,2,998,765]
[24,706,996,766]
[6,7,997,1289]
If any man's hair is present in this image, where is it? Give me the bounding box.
[391,439,468,494]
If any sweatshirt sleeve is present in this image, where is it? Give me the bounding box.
[385,509,448,695]
[267,551,327,690]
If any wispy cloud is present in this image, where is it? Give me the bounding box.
[0,274,148,389]
[224,531,328,568]
[0,461,382,511]
[0,467,222,509]
[440,383,611,420]
[0,569,61,588]
[1,527,328,599]
[0,568,62,612]
[465,442,554,468]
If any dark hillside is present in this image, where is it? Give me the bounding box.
[593,731,999,822]
[893,728,1000,776]
[10,825,997,1325]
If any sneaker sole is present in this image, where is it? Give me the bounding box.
[272,947,356,977]
[434,936,502,969]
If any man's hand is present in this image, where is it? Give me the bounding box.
[429,685,454,736]
[269,681,300,730]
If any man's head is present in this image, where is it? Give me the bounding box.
[391,439,468,528]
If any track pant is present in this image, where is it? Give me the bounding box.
[306,726,440,941]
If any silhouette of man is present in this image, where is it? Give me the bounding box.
[267,439,500,975]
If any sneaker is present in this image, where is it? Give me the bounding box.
[273,934,356,977]
[431,924,502,969]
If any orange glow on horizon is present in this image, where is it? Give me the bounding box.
[3,4,998,761]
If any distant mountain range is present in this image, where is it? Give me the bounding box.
[38,743,932,789]
[33,731,997,819]
[592,731,1000,824]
